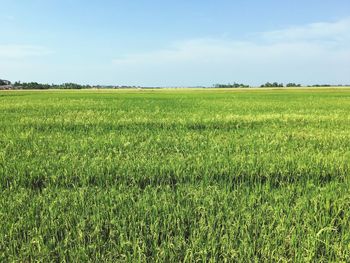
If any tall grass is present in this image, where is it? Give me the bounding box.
[0,89,350,261]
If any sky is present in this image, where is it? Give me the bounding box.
[1,0,350,86]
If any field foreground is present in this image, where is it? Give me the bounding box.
[1,88,350,261]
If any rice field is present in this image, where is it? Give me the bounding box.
[1,88,350,261]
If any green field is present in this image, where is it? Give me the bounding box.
[1,88,350,261]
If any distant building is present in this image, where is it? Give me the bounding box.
[0,85,14,90]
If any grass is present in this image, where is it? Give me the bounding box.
[1,88,350,261]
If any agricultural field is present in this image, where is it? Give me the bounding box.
[0,88,350,261]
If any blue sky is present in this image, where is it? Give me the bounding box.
[1,0,350,86]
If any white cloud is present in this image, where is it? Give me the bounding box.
[111,18,350,86]
[261,18,350,43]
[0,45,53,59]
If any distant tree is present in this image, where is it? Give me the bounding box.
[214,82,250,88]
[19,82,50,89]
[260,82,284,87]
[0,79,11,86]
[311,84,331,87]
[286,83,301,87]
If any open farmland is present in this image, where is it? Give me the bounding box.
[1,88,350,261]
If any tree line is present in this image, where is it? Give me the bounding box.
[1,79,349,89]
[214,82,350,88]
[3,81,137,90]
[214,82,303,88]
